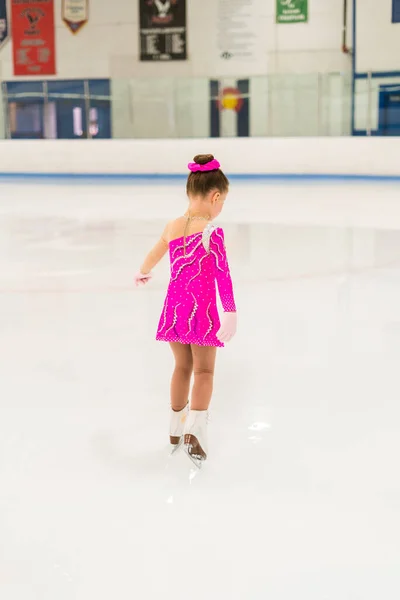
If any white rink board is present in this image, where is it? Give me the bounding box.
[1,138,400,177]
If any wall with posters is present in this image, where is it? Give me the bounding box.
[0,0,379,140]
[0,0,349,80]
[0,0,355,139]
[1,1,399,139]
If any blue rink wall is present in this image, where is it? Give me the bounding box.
[1,138,400,181]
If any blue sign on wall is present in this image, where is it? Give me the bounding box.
[393,0,400,22]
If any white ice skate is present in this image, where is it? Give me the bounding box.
[183,410,208,469]
[170,404,189,454]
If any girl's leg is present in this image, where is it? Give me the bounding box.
[169,342,193,411]
[190,345,217,411]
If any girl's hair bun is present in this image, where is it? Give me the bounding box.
[193,154,214,166]
[187,153,228,196]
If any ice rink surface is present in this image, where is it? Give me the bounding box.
[1,178,400,599]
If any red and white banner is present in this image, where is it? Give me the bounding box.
[62,0,88,34]
[11,0,56,76]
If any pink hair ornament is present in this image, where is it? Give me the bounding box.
[188,159,221,173]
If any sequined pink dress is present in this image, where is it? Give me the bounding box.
[156,224,236,348]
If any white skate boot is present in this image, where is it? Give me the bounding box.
[183,410,208,469]
[170,404,189,453]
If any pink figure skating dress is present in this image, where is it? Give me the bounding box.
[156,224,236,347]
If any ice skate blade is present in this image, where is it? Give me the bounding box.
[183,445,205,470]
[184,434,207,458]
[170,438,183,456]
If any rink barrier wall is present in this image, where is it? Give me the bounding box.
[2,174,400,182]
[1,138,400,180]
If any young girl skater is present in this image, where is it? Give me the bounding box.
[134,154,237,468]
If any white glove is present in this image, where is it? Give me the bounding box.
[134,271,152,287]
[216,312,237,343]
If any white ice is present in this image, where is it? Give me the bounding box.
[0,178,400,599]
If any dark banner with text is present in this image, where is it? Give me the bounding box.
[139,0,187,61]
[0,0,9,50]
[12,0,56,75]
[393,0,400,22]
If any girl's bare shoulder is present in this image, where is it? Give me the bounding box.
[162,217,186,243]
[163,216,212,243]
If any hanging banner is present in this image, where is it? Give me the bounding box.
[0,0,9,50]
[62,0,89,34]
[393,0,400,23]
[139,0,187,61]
[11,0,56,75]
[216,0,268,76]
[276,0,308,24]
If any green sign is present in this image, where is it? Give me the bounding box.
[276,0,308,23]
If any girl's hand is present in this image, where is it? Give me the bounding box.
[134,271,152,287]
[216,312,237,343]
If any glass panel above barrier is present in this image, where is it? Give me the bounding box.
[110,73,355,139]
[0,72,387,140]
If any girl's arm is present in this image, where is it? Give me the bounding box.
[140,223,170,274]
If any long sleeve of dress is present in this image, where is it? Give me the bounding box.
[209,228,236,312]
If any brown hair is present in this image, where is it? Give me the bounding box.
[186,154,229,197]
